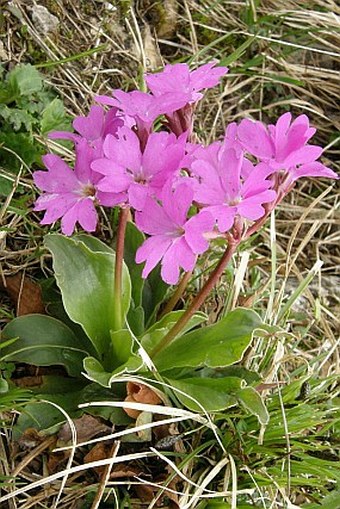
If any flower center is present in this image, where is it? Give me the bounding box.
[226,196,241,206]
[134,175,148,185]
[81,183,96,197]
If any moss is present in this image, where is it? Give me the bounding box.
[119,0,133,18]
[43,0,64,17]
[191,12,218,46]
[138,1,177,38]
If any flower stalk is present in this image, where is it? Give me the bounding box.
[113,207,130,330]
[150,237,239,359]
[160,271,192,319]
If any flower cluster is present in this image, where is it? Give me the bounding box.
[34,62,338,284]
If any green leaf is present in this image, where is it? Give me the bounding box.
[141,310,207,353]
[26,375,87,394]
[110,329,134,367]
[0,104,34,131]
[35,44,108,69]
[13,392,82,439]
[0,378,9,393]
[124,223,147,334]
[40,98,71,135]
[198,366,261,384]
[83,357,113,387]
[0,131,39,174]
[83,355,143,388]
[237,387,269,425]
[44,234,131,364]
[168,377,242,412]
[142,267,169,326]
[0,178,14,197]
[0,72,19,104]
[8,64,43,96]
[128,304,145,336]
[304,488,340,509]
[73,233,113,253]
[1,314,90,377]
[153,308,262,371]
[265,73,304,86]
[79,383,132,425]
[124,222,145,308]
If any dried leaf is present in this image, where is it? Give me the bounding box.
[153,419,179,442]
[57,414,111,444]
[84,442,110,475]
[144,24,162,70]
[134,483,154,503]
[124,381,163,419]
[13,375,43,388]
[17,428,45,450]
[110,464,143,479]
[135,474,180,507]
[1,273,45,316]
[255,382,285,392]
[47,450,68,474]
[84,442,142,479]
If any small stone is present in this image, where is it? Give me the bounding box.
[30,4,59,34]
[104,2,117,11]
[0,41,8,61]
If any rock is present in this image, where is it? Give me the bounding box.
[0,41,9,61]
[30,4,59,34]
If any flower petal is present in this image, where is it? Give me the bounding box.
[237,190,276,220]
[206,205,236,233]
[73,105,105,141]
[219,147,242,201]
[281,145,323,168]
[135,196,174,235]
[35,193,77,224]
[76,198,98,232]
[34,155,79,193]
[161,181,194,226]
[161,237,196,285]
[184,211,215,254]
[136,235,173,279]
[289,162,338,182]
[103,129,141,173]
[128,182,149,210]
[238,119,275,159]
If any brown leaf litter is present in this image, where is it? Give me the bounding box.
[0,272,45,316]
[124,381,164,418]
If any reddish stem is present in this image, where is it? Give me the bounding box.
[150,238,239,359]
[113,207,129,330]
[159,271,192,319]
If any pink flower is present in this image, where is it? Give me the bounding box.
[91,127,186,210]
[96,90,189,135]
[191,140,276,232]
[145,62,228,103]
[145,62,228,137]
[33,140,117,235]
[48,105,123,149]
[237,112,334,174]
[238,113,338,187]
[135,182,214,284]
[287,162,338,183]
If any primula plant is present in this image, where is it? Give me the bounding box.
[1,61,338,432]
